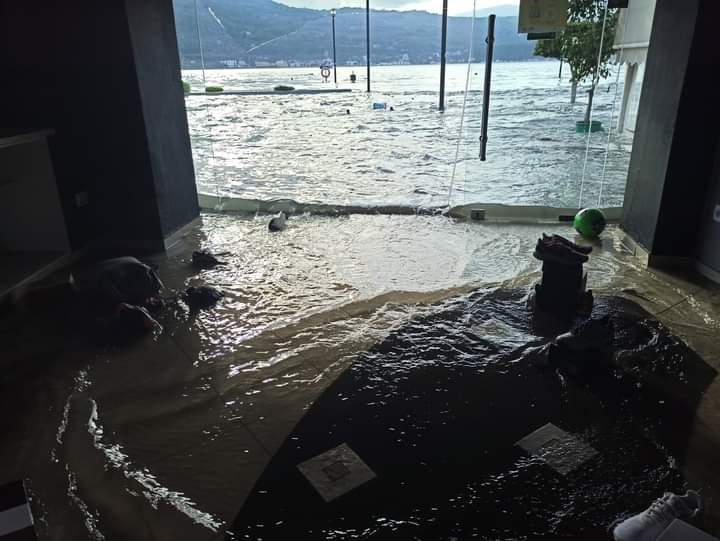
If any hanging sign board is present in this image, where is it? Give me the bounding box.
[527,32,556,40]
[518,0,569,34]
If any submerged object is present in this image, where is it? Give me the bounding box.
[192,250,226,269]
[97,302,162,342]
[576,120,603,133]
[297,443,376,502]
[516,423,598,476]
[268,211,287,232]
[543,233,592,254]
[613,491,702,541]
[184,286,224,310]
[0,480,36,540]
[534,236,589,265]
[75,256,163,309]
[574,208,606,238]
[554,315,613,352]
[533,233,593,318]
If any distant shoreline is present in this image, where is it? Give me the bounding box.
[180,58,554,71]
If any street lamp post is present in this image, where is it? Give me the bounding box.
[366,0,370,92]
[330,9,337,85]
[439,0,448,110]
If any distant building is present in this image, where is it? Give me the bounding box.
[219,59,238,68]
[275,60,289,67]
[255,61,273,67]
[613,0,656,133]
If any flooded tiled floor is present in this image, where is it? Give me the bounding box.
[1,213,719,540]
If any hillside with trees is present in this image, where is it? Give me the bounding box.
[173,0,537,68]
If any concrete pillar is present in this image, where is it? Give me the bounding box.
[617,63,636,133]
[621,0,720,263]
[124,0,200,245]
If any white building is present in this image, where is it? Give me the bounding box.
[613,0,657,133]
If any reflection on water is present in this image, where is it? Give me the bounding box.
[233,293,713,540]
[184,63,631,209]
[2,216,717,540]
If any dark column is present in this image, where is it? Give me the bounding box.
[125,0,200,243]
[622,0,720,263]
[0,0,198,253]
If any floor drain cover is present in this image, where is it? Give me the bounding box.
[516,422,598,475]
[298,443,376,502]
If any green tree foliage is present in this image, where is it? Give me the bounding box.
[535,0,618,118]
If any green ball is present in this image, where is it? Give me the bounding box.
[574,208,606,238]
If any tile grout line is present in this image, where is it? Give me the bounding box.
[654,297,689,317]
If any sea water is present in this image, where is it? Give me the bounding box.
[183,62,631,209]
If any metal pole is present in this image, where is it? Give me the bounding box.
[479,14,495,161]
[439,0,449,111]
[331,11,337,84]
[366,0,371,92]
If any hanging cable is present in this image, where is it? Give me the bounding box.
[577,0,610,209]
[193,0,225,205]
[446,0,477,210]
[597,6,631,207]
[194,0,207,89]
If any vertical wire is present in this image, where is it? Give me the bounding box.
[577,0,610,209]
[597,6,630,207]
[460,2,479,285]
[194,0,207,88]
[193,0,223,205]
[447,0,477,210]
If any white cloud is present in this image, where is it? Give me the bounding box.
[276,0,519,16]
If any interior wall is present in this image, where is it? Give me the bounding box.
[0,141,70,253]
[0,1,198,251]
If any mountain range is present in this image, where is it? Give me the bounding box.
[457,4,519,17]
[172,0,536,68]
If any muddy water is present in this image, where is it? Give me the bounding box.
[0,215,716,540]
[232,293,713,540]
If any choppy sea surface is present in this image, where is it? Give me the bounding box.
[183,62,633,209]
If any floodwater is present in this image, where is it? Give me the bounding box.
[183,63,633,210]
[2,217,718,541]
[232,292,712,540]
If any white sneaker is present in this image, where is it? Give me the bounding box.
[613,491,703,541]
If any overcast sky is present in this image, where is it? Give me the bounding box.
[276,0,519,16]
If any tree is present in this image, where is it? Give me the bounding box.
[535,0,618,123]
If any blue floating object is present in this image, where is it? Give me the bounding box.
[372,102,387,110]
